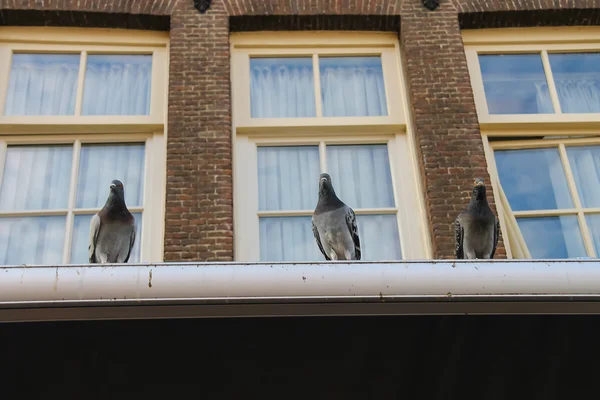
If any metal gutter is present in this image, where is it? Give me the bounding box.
[1,259,600,322]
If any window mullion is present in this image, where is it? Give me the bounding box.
[0,48,12,116]
[319,141,327,173]
[62,139,81,264]
[312,53,323,118]
[540,49,562,114]
[0,140,7,190]
[74,51,87,116]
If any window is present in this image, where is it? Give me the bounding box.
[0,27,168,264]
[464,27,600,259]
[231,32,430,262]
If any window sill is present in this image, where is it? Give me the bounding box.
[1,259,600,322]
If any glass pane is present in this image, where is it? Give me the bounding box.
[479,54,554,114]
[257,146,320,211]
[548,53,600,113]
[0,216,65,265]
[585,214,600,258]
[82,54,152,116]
[259,216,321,261]
[0,145,72,211]
[76,143,145,208]
[4,53,80,116]
[327,144,394,208]
[70,212,142,264]
[250,57,316,118]
[357,214,402,261]
[566,145,600,208]
[495,148,572,211]
[517,216,586,259]
[320,56,388,117]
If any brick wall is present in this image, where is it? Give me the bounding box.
[2,0,598,260]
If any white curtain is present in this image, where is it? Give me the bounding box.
[566,146,600,208]
[327,144,394,208]
[257,146,320,211]
[320,57,387,117]
[256,144,401,262]
[4,53,80,116]
[70,212,141,264]
[0,145,72,211]
[250,58,316,118]
[585,214,600,258]
[81,54,152,116]
[76,143,145,208]
[554,81,600,113]
[0,216,65,265]
[534,83,555,113]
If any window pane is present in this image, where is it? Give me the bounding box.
[257,146,320,211]
[327,144,394,208]
[357,214,402,261]
[259,216,321,261]
[548,53,600,113]
[81,55,152,116]
[479,54,553,114]
[495,148,572,211]
[566,145,600,208]
[517,216,586,259]
[70,212,142,264]
[250,58,316,118]
[4,53,79,116]
[320,56,388,117]
[76,143,145,209]
[0,216,65,264]
[585,214,600,258]
[0,145,72,211]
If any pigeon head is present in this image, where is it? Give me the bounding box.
[318,173,336,196]
[106,179,127,207]
[471,178,487,201]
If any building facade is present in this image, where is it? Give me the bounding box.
[1,0,600,266]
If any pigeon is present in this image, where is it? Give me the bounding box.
[455,178,500,259]
[89,179,136,263]
[312,173,361,261]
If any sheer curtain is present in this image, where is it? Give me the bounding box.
[319,56,387,117]
[257,145,402,262]
[567,145,600,208]
[81,54,152,116]
[250,58,316,118]
[4,53,80,116]
[549,53,600,113]
[76,143,145,208]
[0,216,65,265]
[0,145,73,211]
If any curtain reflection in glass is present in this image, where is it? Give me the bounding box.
[4,53,80,116]
[0,216,65,265]
[479,54,553,114]
[495,148,572,211]
[549,53,600,113]
[76,143,145,209]
[517,216,586,259]
[320,56,387,117]
[82,54,152,116]
[357,214,402,260]
[250,58,316,118]
[567,145,600,208]
[259,216,321,261]
[0,145,72,211]
[70,212,142,264]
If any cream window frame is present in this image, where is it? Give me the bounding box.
[0,27,169,263]
[231,32,432,261]
[463,27,600,133]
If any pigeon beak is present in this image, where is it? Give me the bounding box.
[110,184,116,190]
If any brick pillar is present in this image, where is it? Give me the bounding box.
[165,0,234,261]
[400,0,505,259]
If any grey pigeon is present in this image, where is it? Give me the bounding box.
[312,173,361,260]
[89,179,136,263]
[455,178,500,259]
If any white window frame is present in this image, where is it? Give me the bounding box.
[464,27,600,259]
[230,32,431,261]
[0,27,169,263]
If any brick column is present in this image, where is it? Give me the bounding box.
[400,0,505,259]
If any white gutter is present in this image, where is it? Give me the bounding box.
[1,259,600,322]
